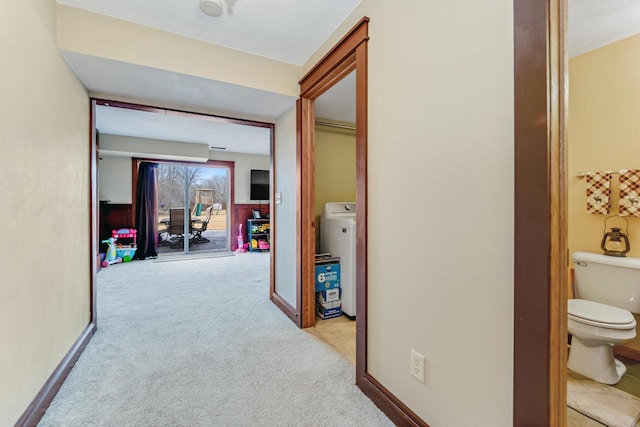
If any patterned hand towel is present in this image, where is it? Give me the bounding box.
[585,171,611,214]
[619,169,640,217]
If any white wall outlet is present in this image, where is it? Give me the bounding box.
[410,349,425,383]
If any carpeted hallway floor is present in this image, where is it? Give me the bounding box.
[38,252,392,426]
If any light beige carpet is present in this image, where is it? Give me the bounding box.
[568,371,640,427]
[38,253,392,426]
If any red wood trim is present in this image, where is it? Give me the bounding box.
[614,345,640,361]
[131,159,138,225]
[354,40,368,382]
[232,204,270,251]
[295,99,302,327]
[299,17,370,96]
[302,55,356,100]
[359,374,429,427]
[513,0,567,426]
[270,293,298,324]
[15,323,96,427]
[90,100,98,325]
[227,161,235,249]
[269,120,276,300]
[300,96,316,329]
[94,99,273,129]
[99,204,134,240]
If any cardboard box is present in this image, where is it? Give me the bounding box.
[316,299,342,319]
[316,288,341,304]
[314,260,341,292]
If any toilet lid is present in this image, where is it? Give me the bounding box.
[568,299,636,329]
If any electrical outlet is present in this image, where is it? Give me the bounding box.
[411,349,425,383]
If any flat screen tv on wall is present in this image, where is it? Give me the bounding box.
[250,169,269,201]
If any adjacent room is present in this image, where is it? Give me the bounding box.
[566,1,640,425]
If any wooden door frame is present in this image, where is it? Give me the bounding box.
[298,19,367,329]
[513,0,568,426]
[299,16,428,424]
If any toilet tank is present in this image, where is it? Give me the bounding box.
[573,251,640,313]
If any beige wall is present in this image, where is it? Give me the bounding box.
[99,156,132,203]
[314,125,357,217]
[57,4,299,98]
[0,1,89,425]
[306,2,514,425]
[314,124,356,251]
[100,134,210,163]
[274,106,298,307]
[568,34,640,259]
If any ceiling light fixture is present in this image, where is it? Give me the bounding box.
[200,0,223,17]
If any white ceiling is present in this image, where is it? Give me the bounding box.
[569,0,640,57]
[96,104,273,155]
[57,0,361,65]
[315,71,356,124]
[60,0,640,157]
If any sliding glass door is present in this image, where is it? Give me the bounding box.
[157,162,230,255]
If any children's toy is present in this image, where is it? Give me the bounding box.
[111,228,137,262]
[101,237,123,267]
[235,224,246,253]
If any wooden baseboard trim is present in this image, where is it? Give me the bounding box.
[358,373,429,427]
[614,345,640,362]
[270,293,299,326]
[15,322,96,427]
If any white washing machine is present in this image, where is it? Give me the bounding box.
[320,202,356,318]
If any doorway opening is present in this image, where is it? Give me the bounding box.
[307,70,357,364]
[91,98,276,323]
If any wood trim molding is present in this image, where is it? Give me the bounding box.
[270,293,298,324]
[15,323,96,427]
[354,40,369,382]
[269,122,276,304]
[299,17,369,96]
[548,0,568,424]
[300,96,316,329]
[359,374,429,427]
[90,100,98,324]
[295,99,302,327]
[513,0,567,425]
[615,345,640,361]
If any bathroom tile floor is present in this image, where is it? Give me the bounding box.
[615,355,640,398]
[306,315,356,365]
[567,355,640,427]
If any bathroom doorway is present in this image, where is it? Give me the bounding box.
[564,1,640,424]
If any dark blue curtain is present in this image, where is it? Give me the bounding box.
[134,162,158,260]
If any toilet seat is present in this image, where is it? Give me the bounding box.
[569,299,636,330]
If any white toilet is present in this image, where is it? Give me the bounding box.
[569,251,640,384]
[567,252,640,384]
